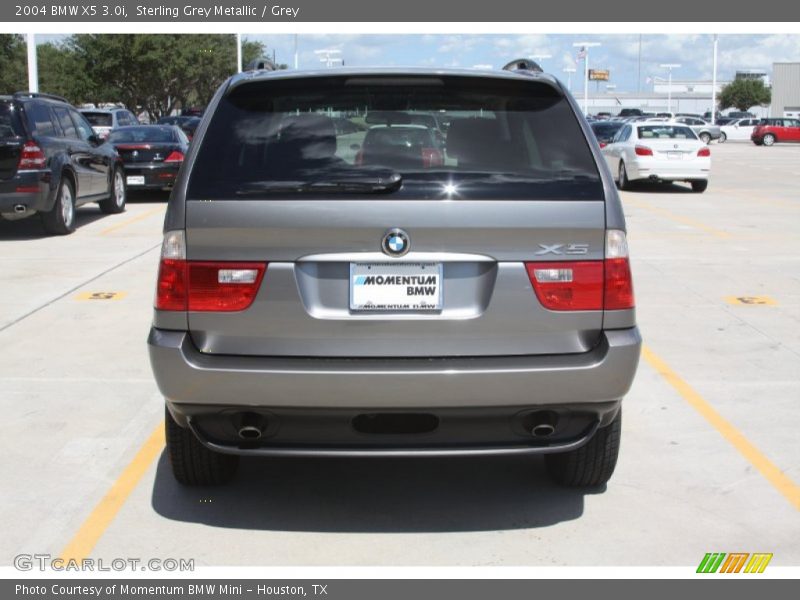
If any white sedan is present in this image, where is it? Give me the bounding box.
[718,118,760,143]
[601,121,711,193]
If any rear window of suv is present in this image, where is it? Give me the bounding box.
[0,102,24,138]
[82,112,113,127]
[187,75,602,200]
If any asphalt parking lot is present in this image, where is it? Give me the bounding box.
[1,143,798,567]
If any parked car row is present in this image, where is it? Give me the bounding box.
[1,91,193,235]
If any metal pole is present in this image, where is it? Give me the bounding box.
[294,34,299,69]
[711,35,718,122]
[26,33,38,93]
[637,34,642,94]
[668,69,672,113]
[584,50,589,115]
[236,33,242,73]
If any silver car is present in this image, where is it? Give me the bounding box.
[148,66,641,487]
[671,117,721,144]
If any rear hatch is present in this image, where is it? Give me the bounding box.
[637,124,703,160]
[182,73,608,358]
[0,101,24,180]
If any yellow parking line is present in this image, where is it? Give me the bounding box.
[100,206,166,235]
[624,197,732,239]
[642,345,800,511]
[59,421,165,562]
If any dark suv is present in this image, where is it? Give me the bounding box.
[0,92,126,234]
[149,66,641,488]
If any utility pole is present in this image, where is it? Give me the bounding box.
[26,33,38,93]
[294,34,299,69]
[711,35,718,122]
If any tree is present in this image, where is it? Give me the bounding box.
[0,34,27,93]
[38,42,93,102]
[718,79,771,112]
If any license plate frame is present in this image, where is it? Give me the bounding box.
[126,175,145,186]
[349,262,443,312]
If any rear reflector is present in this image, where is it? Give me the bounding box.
[697,147,711,157]
[17,141,46,170]
[525,230,635,311]
[15,185,40,193]
[634,145,653,156]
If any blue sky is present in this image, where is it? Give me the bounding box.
[37,34,800,93]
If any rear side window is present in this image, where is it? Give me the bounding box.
[0,102,25,138]
[188,75,602,200]
[53,106,78,139]
[26,102,57,137]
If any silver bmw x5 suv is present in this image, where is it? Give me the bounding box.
[148,63,641,487]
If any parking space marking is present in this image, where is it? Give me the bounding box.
[59,421,165,562]
[724,296,778,306]
[623,197,732,239]
[100,206,166,236]
[641,345,800,511]
[75,291,128,301]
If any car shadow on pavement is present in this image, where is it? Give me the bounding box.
[625,182,694,194]
[0,208,107,240]
[151,451,598,532]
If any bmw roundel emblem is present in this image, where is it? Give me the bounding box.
[382,228,410,257]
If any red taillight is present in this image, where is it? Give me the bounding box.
[422,147,444,168]
[525,261,604,311]
[155,258,188,311]
[17,141,46,170]
[155,259,266,312]
[697,147,711,157]
[164,150,184,163]
[599,141,607,148]
[634,145,653,156]
[525,230,635,312]
[604,258,635,310]
[15,185,40,193]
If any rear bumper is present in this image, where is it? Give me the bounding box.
[629,159,710,182]
[122,163,180,189]
[149,327,641,410]
[0,170,52,213]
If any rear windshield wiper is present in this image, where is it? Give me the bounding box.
[236,172,402,195]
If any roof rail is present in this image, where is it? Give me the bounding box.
[501,58,544,74]
[245,57,278,72]
[14,91,69,103]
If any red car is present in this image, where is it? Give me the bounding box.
[751,118,800,146]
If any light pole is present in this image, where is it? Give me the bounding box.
[236,34,242,73]
[659,63,681,114]
[26,33,38,93]
[573,42,601,115]
[563,67,576,92]
[294,34,299,69]
[711,35,718,122]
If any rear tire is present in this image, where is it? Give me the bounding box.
[762,133,776,146]
[41,177,76,235]
[691,180,708,193]
[699,132,711,144]
[545,410,622,487]
[718,132,727,143]
[617,161,630,191]
[165,407,239,485]
[98,168,126,214]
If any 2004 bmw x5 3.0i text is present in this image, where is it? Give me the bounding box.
[147,64,642,488]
